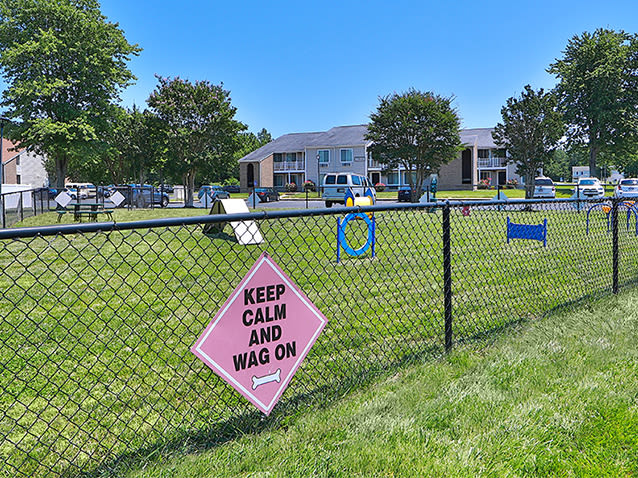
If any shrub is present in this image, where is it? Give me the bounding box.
[303,180,316,192]
[223,177,240,186]
[478,178,491,189]
[285,182,297,192]
[505,178,518,189]
[374,182,386,192]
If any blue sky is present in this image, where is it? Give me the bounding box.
[100,0,638,138]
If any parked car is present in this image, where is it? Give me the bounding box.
[322,173,376,207]
[65,182,95,198]
[115,185,170,208]
[198,185,230,202]
[533,177,556,198]
[48,187,58,199]
[614,178,638,198]
[397,185,427,202]
[63,187,88,200]
[158,184,174,194]
[223,184,240,193]
[575,177,605,199]
[255,187,279,203]
[97,185,115,198]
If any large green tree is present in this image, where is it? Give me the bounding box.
[548,28,638,178]
[0,0,140,189]
[147,76,246,207]
[366,89,462,202]
[493,85,565,199]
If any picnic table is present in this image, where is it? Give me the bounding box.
[56,202,114,222]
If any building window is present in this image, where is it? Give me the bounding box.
[386,172,399,185]
[340,149,353,164]
[317,149,330,165]
[286,152,296,162]
[478,149,490,159]
[273,153,283,162]
[274,175,285,187]
[16,174,21,184]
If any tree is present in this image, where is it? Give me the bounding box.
[548,28,638,178]
[492,85,565,199]
[0,0,141,189]
[147,76,246,207]
[365,89,462,202]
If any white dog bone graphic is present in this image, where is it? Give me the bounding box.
[252,368,281,390]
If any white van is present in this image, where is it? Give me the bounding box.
[65,182,96,199]
[322,173,376,207]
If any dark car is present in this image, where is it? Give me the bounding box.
[255,187,279,203]
[223,184,240,193]
[198,185,230,202]
[397,186,412,202]
[97,185,115,198]
[397,186,427,202]
[115,185,170,208]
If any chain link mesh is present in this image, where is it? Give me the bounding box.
[0,197,634,476]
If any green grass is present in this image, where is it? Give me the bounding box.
[2,204,637,476]
[126,290,638,477]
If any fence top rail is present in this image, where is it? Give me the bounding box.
[0,186,47,197]
[0,197,610,240]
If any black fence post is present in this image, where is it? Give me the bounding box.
[576,183,580,212]
[612,196,619,294]
[442,200,453,351]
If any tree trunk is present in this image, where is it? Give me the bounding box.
[412,169,426,203]
[589,144,599,179]
[184,170,196,207]
[55,155,67,190]
[525,172,535,200]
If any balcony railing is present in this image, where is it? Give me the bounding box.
[274,160,305,171]
[478,157,506,168]
[368,159,382,169]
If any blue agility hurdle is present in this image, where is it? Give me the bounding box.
[585,201,638,236]
[506,216,547,247]
[337,212,376,263]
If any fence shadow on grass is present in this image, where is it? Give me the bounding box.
[76,341,445,477]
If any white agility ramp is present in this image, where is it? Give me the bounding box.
[203,199,264,245]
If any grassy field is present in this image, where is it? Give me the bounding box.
[126,289,638,477]
[1,203,637,476]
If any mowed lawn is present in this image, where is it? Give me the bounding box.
[127,289,638,477]
[1,203,637,476]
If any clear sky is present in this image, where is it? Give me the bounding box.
[99,0,638,138]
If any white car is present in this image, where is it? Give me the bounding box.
[575,177,605,199]
[533,177,555,198]
[614,178,638,199]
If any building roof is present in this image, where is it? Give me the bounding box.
[1,139,23,165]
[238,125,371,163]
[239,125,497,163]
[460,128,497,149]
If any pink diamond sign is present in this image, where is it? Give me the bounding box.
[192,252,328,415]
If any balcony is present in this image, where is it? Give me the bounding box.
[478,157,506,168]
[368,159,383,169]
[274,160,305,171]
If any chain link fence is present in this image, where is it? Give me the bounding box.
[0,188,50,228]
[1,197,637,476]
